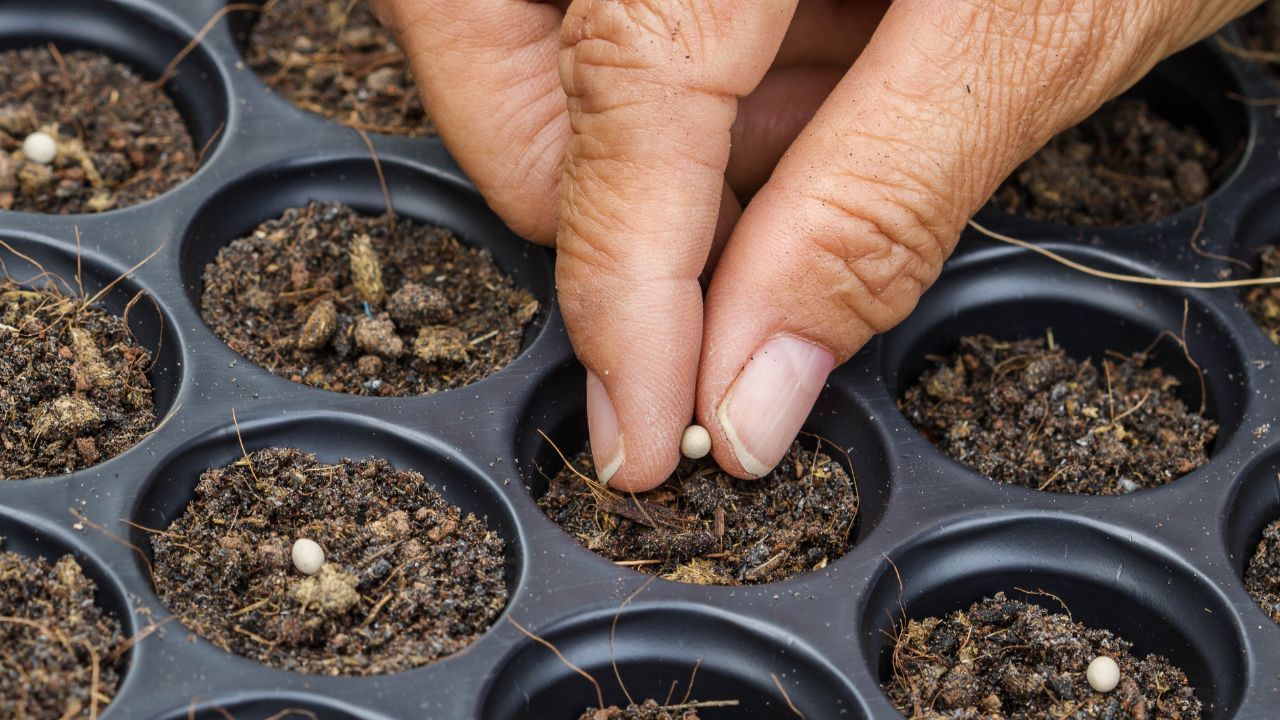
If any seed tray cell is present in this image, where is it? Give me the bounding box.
[3,1,1280,718]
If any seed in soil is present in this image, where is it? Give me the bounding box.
[0,279,157,480]
[1244,516,1280,625]
[151,447,508,676]
[0,47,196,214]
[243,0,432,136]
[991,97,1219,225]
[0,541,126,719]
[536,439,858,585]
[1087,655,1122,693]
[1243,245,1280,345]
[291,537,325,575]
[200,200,540,397]
[899,333,1216,494]
[882,592,1202,718]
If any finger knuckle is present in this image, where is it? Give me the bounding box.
[800,191,951,334]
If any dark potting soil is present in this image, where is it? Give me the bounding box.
[991,97,1218,225]
[1244,0,1280,80]
[537,441,858,585]
[0,47,196,214]
[1243,245,1280,345]
[883,592,1202,719]
[579,700,701,720]
[244,0,431,136]
[0,543,126,719]
[200,201,539,397]
[1245,518,1280,624]
[899,334,1216,494]
[0,281,157,480]
[151,447,508,676]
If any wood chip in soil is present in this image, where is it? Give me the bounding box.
[1243,245,1280,345]
[991,97,1218,225]
[899,334,1216,494]
[0,280,157,480]
[883,592,1202,719]
[151,447,508,676]
[0,542,126,719]
[0,47,196,214]
[1245,517,1280,625]
[200,200,540,397]
[537,441,858,585]
[580,700,702,719]
[244,0,431,136]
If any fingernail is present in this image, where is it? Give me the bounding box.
[716,336,834,478]
[586,369,625,485]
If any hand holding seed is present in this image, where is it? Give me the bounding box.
[374,0,1260,491]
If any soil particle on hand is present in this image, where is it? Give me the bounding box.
[244,0,432,136]
[1245,518,1280,624]
[883,592,1202,719]
[0,543,126,719]
[900,334,1216,494]
[1243,245,1280,345]
[991,97,1219,225]
[0,281,157,480]
[200,201,540,397]
[0,47,196,214]
[579,700,701,719]
[537,441,858,585]
[151,447,508,676]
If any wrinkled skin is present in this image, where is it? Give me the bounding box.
[372,0,1262,491]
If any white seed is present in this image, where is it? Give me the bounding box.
[22,132,58,165]
[291,538,325,576]
[681,424,712,459]
[1087,655,1120,693]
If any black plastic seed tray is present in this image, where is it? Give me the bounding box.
[3,1,1280,718]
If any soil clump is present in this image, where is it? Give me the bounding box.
[537,440,858,585]
[201,201,539,397]
[0,280,156,480]
[0,47,196,213]
[883,592,1202,718]
[244,0,431,136]
[0,542,125,719]
[992,98,1218,225]
[900,334,1216,494]
[151,447,508,675]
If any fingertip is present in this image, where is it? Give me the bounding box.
[586,369,684,492]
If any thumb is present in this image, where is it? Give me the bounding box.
[697,0,1257,478]
[557,0,794,491]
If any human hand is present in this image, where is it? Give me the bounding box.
[371,0,1259,491]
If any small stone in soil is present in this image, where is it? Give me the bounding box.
[0,280,157,480]
[882,592,1201,718]
[0,47,196,213]
[152,447,508,676]
[1245,517,1280,625]
[0,542,126,719]
[200,201,540,397]
[899,333,1216,494]
[991,97,1219,225]
[537,440,858,585]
